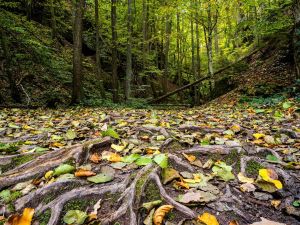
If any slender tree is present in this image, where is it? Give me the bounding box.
[71,0,85,104]
[125,0,133,101]
[49,0,57,39]
[111,0,119,103]
[95,0,106,98]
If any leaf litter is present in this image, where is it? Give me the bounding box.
[0,98,299,224]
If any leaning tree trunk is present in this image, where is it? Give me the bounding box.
[111,0,119,103]
[71,0,85,105]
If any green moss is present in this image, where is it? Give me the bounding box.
[37,209,51,225]
[1,154,37,173]
[245,160,263,177]
[224,149,242,171]
[166,211,176,221]
[144,181,161,202]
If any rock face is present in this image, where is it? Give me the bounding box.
[294,0,300,78]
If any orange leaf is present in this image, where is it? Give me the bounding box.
[9,208,35,225]
[90,153,101,163]
[198,212,219,225]
[182,153,196,162]
[229,220,239,225]
[75,169,96,177]
[153,205,174,225]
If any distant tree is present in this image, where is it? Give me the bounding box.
[125,0,133,101]
[111,0,119,103]
[71,0,85,105]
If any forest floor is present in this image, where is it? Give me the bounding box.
[0,92,299,225]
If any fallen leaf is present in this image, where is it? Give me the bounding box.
[182,153,196,162]
[212,161,235,181]
[75,169,96,177]
[153,154,168,168]
[53,164,75,176]
[162,168,181,184]
[177,190,217,204]
[9,208,34,225]
[238,172,254,183]
[153,205,173,225]
[240,183,256,192]
[249,217,286,225]
[90,153,101,163]
[258,169,283,189]
[102,151,122,162]
[111,143,127,152]
[143,208,155,225]
[271,200,281,209]
[198,212,219,225]
[87,173,114,183]
[253,133,265,139]
[142,200,162,212]
[229,220,239,225]
[63,210,87,225]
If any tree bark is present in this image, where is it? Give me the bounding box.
[111,0,119,103]
[294,0,300,78]
[0,30,22,103]
[50,0,57,39]
[95,0,106,98]
[125,0,133,101]
[71,0,85,105]
[162,14,172,94]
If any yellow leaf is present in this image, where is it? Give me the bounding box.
[44,170,54,179]
[198,212,219,225]
[102,151,122,162]
[237,172,254,183]
[153,205,174,225]
[229,220,239,225]
[253,133,265,139]
[258,169,283,189]
[182,153,196,162]
[182,174,201,184]
[271,200,281,209]
[111,143,127,152]
[231,124,241,133]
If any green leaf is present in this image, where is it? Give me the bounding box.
[135,156,153,166]
[266,154,279,162]
[110,162,128,169]
[34,147,48,153]
[63,210,87,225]
[0,190,11,203]
[122,153,141,163]
[212,161,235,181]
[255,109,266,114]
[87,173,114,183]
[153,154,168,169]
[101,128,120,139]
[8,123,20,129]
[66,130,77,140]
[53,164,75,176]
[293,200,300,207]
[283,101,292,109]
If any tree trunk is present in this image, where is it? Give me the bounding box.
[142,0,149,70]
[111,0,119,103]
[194,0,201,105]
[162,15,172,94]
[26,0,32,21]
[1,30,22,103]
[95,0,106,98]
[50,0,57,39]
[125,0,133,101]
[294,0,300,78]
[71,0,85,105]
